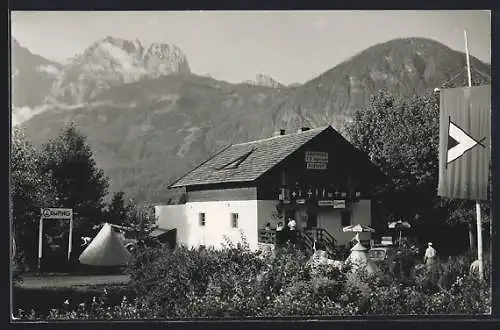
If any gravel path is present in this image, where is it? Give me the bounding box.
[17,274,131,289]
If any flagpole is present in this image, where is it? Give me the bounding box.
[465,30,484,281]
[464,31,473,87]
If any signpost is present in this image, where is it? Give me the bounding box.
[38,208,74,271]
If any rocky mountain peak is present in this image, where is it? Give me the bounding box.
[243,73,283,88]
[143,42,191,76]
[45,37,191,105]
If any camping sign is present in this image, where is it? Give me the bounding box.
[41,208,73,219]
[38,208,74,270]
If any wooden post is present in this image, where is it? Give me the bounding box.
[38,216,44,271]
[68,214,73,261]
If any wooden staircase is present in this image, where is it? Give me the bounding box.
[259,228,338,258]
[299,228,338,258]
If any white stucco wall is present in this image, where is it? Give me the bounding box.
[183,200,259,249]
[155,205,190,244]
[156,200,273,250]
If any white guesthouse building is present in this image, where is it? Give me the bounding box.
[155,126,385,254]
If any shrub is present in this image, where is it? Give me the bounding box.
[14,244,491,320]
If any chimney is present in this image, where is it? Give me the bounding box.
[301,127,310,132]
[273,129,287,137]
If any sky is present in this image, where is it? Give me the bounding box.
[11,10,491,85]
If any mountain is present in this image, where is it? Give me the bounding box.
[11,37,191,125]
[242,74,284,88]
[19,37,491,203]
[45,36,191,105]
[271,37,491,130]
[21,73,292,201]
[10,39,64,125]
[11,39,64,124]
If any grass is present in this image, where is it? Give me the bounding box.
[13,283,134,318]
[12,271,132,318]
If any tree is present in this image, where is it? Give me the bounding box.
[124,200,157,241]
[41,123,109,241]
[11,127,56,269]
[105,191,130,225]
[346,90,490,251]
[347,90,440,220]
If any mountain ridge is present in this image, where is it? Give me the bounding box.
[242,74,284,88]
[17,37,491,202]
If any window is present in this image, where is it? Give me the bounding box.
[231,213,239,228]
[199,213,206,226]
[216,148,256,170]
[341,210,351,227]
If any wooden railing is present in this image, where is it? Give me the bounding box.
[301,228,337,258]
[258,228,337,258]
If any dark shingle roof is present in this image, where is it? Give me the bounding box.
[169,126,329,188]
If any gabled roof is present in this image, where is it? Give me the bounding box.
[169,126,329,188]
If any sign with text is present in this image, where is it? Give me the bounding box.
[41,208,73,219]
[318,200,334,207]
[306,162,327,170]
[305,151,328,170]
[333,200,346,209]
[296,199,306,204]
[305,151,329,162]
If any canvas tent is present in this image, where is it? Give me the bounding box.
[79,223,131,266]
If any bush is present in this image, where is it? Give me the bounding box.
[14,244,491,320]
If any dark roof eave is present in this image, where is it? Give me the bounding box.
[170,177,258,189]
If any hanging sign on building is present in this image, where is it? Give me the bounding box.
[296,199,306,204]
[318,200,334,207]
[333,200,346,209]
[305,151,328,170]
[305,151,329,162]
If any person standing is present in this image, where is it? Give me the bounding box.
[287,217,297,245]
[275,222,285,247]
[424,242,437,268]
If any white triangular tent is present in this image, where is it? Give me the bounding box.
[79,223,131,266]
